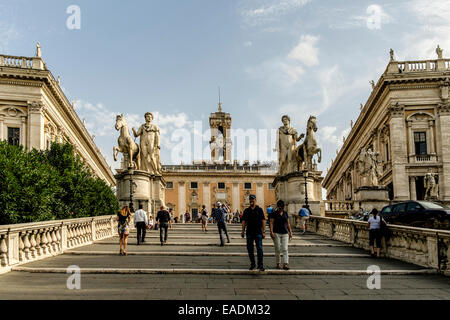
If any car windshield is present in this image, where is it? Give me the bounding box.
[417,201,445,209]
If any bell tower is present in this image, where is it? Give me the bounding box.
[209,90,232,163]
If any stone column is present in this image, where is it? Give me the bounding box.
[407,120,414,156]
[0,114,4,140]
[21,116,26,146]
[429,119,436,155]
[178,181,186,217]
[256,182,264,208]
[232,182,239,211]
[409,176,417,201]
[437,104,450,201]
[203,182,211,213]
[389,104,409,201]
[27,101,45,151]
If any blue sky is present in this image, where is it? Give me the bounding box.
[1,0,450,175]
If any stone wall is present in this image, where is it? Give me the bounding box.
[0,215,117,274]
[294,215,450,276]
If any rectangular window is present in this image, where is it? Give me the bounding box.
[414,132,427,155]
[268,183,275,190]
[244,182,252,189]
[166,182,174,189]
[218,182,225,189]
[8,127,20,146]
[190,182,198,189]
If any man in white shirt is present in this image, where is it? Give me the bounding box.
[133,204,148,245]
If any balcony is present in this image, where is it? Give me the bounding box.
[408,154,438,164]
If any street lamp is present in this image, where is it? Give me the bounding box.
[129,172,135,212]
[302,170,309,210]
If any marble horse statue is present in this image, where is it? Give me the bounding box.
[113,114,140,169]
[296,116,322,171]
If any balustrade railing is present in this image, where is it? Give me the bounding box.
[293,215,450,275]
[0,54,45,70]
[393,59,450,74]
[0,215,116,274]
[324,200,356,212]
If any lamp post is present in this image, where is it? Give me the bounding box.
[129,172,135,212]
[303,170,309,210]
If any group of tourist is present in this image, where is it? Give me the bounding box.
[116,194,314,270]
[116,204,174,255]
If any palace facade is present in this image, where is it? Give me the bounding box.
[162,104,277,220]
[0,46,115,186]
[323,47,450,206]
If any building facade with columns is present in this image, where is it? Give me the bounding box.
[163,104,277,219]
[0,47,115,186]
[323,47,450,206]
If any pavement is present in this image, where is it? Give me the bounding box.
[0,223,449,300]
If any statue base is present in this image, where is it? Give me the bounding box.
[273,170,325,217]
[354,186,389,212]
[115,169,166,217]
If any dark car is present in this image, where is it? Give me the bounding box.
[380,201,450,228]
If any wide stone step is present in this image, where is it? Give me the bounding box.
[67,243,363,254]
[94,240,347,247]
[65,250,370,258]
[18,253,426,272]
[12,266,435,276]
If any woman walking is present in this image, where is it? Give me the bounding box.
[269,200,293,270]
[368,208,386,258]
[116,206,132,256]
[201,205,208,232]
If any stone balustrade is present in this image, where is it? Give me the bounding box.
[388,58,450,74]
[0,215,117,274]
[0,54,45,70]
[294,215,450,275]
[324,200,357,212]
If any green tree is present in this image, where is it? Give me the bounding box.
[0,141,118,224]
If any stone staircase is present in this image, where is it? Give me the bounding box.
[2,222,449,299]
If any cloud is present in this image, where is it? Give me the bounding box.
[398,0,450,60]
[0,22,18,51]
[288,35,319,67]
[246,34,319,86]
[241,0,312,27]
[73,100,196,168]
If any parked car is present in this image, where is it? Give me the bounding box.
[380,201,450,228]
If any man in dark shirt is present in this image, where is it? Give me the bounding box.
[212,201,230,246]
[156,205,171,245]
[241,194,266,271]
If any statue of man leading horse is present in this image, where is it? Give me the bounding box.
[278,115,321,175]
[113,113,162,174]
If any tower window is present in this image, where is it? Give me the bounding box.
[414,132,427,155]
[8,127,20,146]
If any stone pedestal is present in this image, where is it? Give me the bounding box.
[273,170,324,217]
[115,169,166,217]
[354,186,389,212]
